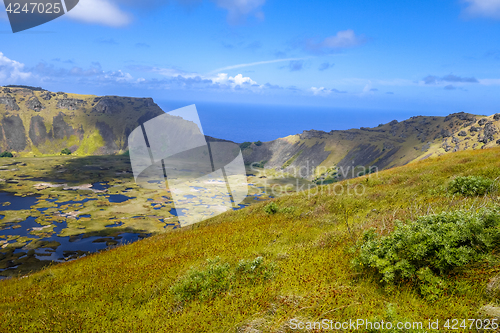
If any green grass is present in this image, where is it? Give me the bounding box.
[1,148,500,332]
[282,150,303,169]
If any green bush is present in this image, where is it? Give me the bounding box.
[448,175,495,196]
[353,208,500,300]
[0,151,13,157]
[254,140,262,146]
[61,148,72,155]
[240,142,252,150]
[263,202,279,214]
[170,257,275,302]
[170,258,231,302]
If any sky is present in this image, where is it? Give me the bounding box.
[1,0,500,115]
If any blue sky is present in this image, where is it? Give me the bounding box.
[1,0,500,114]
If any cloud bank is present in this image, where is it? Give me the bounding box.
[66,0,132,27]
[462,0,500,19]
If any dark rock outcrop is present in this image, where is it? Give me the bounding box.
[0,95,20,111]
[479,122,497,144]
[458,130,467,137]
[1,115,27,151]
[440,129,451,138]
[95,121,119,154]
[40,91,55,100]
[444,112,475,122]
[50,113,75,139]
[92,97,124,114]
[29,116,48,146]
[299,129,328,140]
[26,96,44,112]
[478,118,488,126]
[56,98,87,110]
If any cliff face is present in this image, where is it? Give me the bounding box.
[243,112,500,179]
[0,86,165,156]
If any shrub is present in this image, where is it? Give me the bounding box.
[0,151,13,157]
[61,148,72,155]
[353,208,500,300]
[240,142,252,150]
[170,258,231,302]
[263,202,279,214]
[170,257,275,302]
[254,140,262,146]
[448,175,495,196]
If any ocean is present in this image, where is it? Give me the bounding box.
[155,100,424,143]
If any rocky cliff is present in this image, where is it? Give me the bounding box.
[0,86,165,156]
[242,112,500,180]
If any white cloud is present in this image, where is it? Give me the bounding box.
[213,0,266,24]
[209,57,307,74]
[66,0,132,27]
[310,87,330,96]
[306,30,367,53]
[0,52,31,83]
[213,73,257,87]
[462,0,500,19]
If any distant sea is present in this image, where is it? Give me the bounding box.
[156,100,423,143]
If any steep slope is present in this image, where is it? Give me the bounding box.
[243,112,500,180]
[0,86,165,155]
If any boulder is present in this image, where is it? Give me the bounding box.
[477,304,500,322]
[26,96,44,112]
[478,118,488,126]
[494,113,500,121]
[458,130,467,137]
[486,274,500,300]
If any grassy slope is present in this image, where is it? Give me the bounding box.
[1,148,500,332]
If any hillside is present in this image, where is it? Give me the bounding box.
[243,112,500,180]
[1,147,499,332]
[0,86,165,155]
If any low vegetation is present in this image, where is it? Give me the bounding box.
[353,208,500,301]
[448,175,496,196]
[60,148,72,155]
[171,257,275,302]
[240,141,252,150]
[0,151,13,157]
